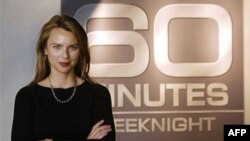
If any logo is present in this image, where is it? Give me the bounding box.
[62,1,244,141]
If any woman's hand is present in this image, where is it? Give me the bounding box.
[38,120,112,141]
[87,120,112,140]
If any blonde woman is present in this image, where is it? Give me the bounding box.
[11,14,116,141]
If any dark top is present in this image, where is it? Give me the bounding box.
[11,81,116,141]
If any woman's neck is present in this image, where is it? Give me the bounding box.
[48,73,77,89]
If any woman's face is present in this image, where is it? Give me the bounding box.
[45,27,80,75]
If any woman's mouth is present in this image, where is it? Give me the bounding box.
[58,62,70,67]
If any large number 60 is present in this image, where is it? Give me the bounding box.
[74,3,232,77]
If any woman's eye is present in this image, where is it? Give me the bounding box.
[70,45,78,51]
[53,45,61,49]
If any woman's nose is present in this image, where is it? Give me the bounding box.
[62,49,69,58]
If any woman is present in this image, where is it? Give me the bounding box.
[11,14,116,141]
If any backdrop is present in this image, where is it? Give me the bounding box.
[1,0,250,141]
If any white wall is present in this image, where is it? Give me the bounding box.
[244,0,250,124]
[0,0,60,140]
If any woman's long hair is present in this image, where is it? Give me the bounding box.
[29,14,94,85]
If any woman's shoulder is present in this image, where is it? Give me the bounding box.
[85,81,109,91]
[85,82,113,107]
[15,84,37,99]
[84,81,111,100]
[17,84,36,93]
